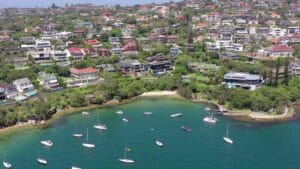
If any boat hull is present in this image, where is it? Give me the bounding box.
[119,159,135,163]
[223,137,233,144]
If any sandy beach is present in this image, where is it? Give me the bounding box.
[140,91,179,97]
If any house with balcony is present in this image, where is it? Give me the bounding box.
[12,77,37,100]
[146,56,173,76]
[222,72,264,91]
[66,67,99,88]
[38,72,61,91]
[66,47,85,61]
[119,59,144,77]
[264,45,293,57]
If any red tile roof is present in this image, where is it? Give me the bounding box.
[267,45,292,52]
[70,67,97,74]
[84,39,100,45]
[68,47,83,53]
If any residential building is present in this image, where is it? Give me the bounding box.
[264,45,293,57]
[119,59,144,76]
[223,72,264,90]
[38,72,61,91]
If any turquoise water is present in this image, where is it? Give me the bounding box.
[0,97,300,169]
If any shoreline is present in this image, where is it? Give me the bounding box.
[192,98,296,123]
[0,90,297,135]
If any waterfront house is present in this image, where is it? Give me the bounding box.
[38,72,61,91]
[0,83,18,101]
[222,72,264,91]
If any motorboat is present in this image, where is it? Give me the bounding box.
[155,140,163,147]
[94,124,107,130]
[116,111,123,115]
[181,126,192,132]
[203,116,217,124]
[71,166,81,169]
[3,161,12,168]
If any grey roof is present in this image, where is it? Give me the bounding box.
[224,72,262,81]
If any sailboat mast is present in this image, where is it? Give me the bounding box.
[124,146,127,159]
[86,128,89,142]
[226,125,229,137]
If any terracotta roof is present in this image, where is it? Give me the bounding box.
[70,67,97,74]
[267,45,292,52]
[84,39,100,45]
[68,47,83,53]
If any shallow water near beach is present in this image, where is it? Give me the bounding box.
[0,97,299,169]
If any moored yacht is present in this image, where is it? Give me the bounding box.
[155,140,163,147]
[122,118,129,122]
[94,124,107,130]
[144,112,152,115]
[205,107,211,111]
[82,111,89,116]
[203,116,218,124]
[72,133,83,138]
[116,110,123,115]
[223,125,233,144]
[3,161,12,168]
[82,128,95,148]
[37,158,47,165]
[40,140,53,147]
[119,146,134,164]
[71,166,81,169]
[170,113,182,118]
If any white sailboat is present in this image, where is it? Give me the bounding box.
[144,112,152,115]
[71,166,81,169]
[3,161,12,168]
[40,140,53,147]
[72,133,83,138]
[170,113,182,118]
[223,125,233,144]
[119,146,135,164]
[82,111,90,116]
[205,107,211,111]
[37,158,47,165]
[122,118,129,122]
[116,110,123,115]
[94,113,107,130]
[82,128,95,148]
[155,140,163,147]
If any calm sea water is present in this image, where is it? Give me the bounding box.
[0,0,177,8]
[0,97,299,169]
